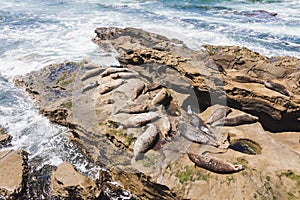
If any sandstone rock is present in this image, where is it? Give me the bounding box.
[93,27,300,131]
[50,162,100,199]
[14,27,300,199]
[0,150,28,199]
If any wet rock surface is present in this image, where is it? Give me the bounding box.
[0,150,28,199]
[14,27,300,199]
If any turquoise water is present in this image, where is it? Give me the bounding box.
[0,0,299,181]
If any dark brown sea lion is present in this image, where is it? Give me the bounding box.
[211,113,258,127]
[264,78,290,96]
[187,152,244,174]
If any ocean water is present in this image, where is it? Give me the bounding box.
[0,0,299,182]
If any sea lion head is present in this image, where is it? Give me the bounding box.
[233,164,244,172]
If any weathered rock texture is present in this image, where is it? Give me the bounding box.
[93,27,300,132]
[50,162,101,199]
[0,150,28,199]
[15,27,300,199]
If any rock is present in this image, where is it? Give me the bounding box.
[50,162,100,199]
[93,27,300,130]
[0,150,28,199]
[14,27,300,199]
[0,126,12,148]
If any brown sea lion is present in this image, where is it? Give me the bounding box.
[131,82,145,101]
[264,78,290,96]
[211,113,258,127]
[187,152,244,174]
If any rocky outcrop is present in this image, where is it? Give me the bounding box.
[93,27,300,131]
[14,27,300,199]
[0,150,28,199]
[0,126,11,148]
[50,162,101,199]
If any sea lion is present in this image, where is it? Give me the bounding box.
[131,82,145,101]
[187,105,216,139]
[143,83,164,94]
[100,67,130,77]
[151,88,170,105]
[122,111,160,128]
[206,106,232,124]
[110,72,137,79]
[99,79,126,95]
[178,122,219,147]
[80,68,105,81]
[158,116,171,136]
[264,78,290,96]
[133,124,158,160]
[187,152,244,174]
[81,81,99,93]
[114,103,156,114]
[82,63,100,70]
[211,113,258,127]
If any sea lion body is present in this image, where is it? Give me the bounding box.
[151,88,169,105]
[115,103,156,114]
[99,79,126,94]
[100,67,130,77]
[110,72,137,79]
[123,111,160,128]
[131,82,145,101]
[178,123,219,147]
[80,68,105,81]
[144,83,164,94]
[187,105,216,139]
[133,124,158,160]
[158,116,171,136]
[82,81,99,93]
[211,113,258,127]
[264,78,290,96]
[82,63,100,70]
[188,152,244,174]
[206,106,232,124]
